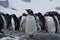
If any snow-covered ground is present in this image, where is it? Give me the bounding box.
[1,29,60,40]
[0,0,60,17]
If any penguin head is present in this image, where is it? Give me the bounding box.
[25,9,34,15]
[10,14,16,18]
[45,12,54,16]
[38,12,44,18]
[52,11,59,16]
[11,14,15,17]
[38,12,42,14]
[38,12,42,16]
[44,12,50,16]
[35,13,38,17]
[22,13,27,16]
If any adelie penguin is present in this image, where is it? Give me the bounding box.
[25,9,37,38]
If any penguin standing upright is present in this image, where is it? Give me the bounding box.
[44,12,58,33]
[0,14,7,29]
[25,9,37,38]
[52,11,60,33]
[0,13,4,34]
[19,16,22,31]
[5,14,11,30]
[35,13,41,32]
[0,13,11,30]
[38,12,48,32]
[20,13,27,32]
[10,14,19,31]
[57,14,60,33]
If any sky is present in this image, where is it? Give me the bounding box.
[0,0,60,17]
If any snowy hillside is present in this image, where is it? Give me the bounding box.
[0,0,60,17]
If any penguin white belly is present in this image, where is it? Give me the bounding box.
[20,17,26,31]
[1,15,7,29]
[25,16,37,35]
[45,16,56,33]
[11,18,15,31]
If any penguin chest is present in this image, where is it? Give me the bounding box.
[25,16,37,34]
[45,16,56,33]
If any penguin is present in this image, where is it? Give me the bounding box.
[25,9,37,38]
[0,13,11,30]
[38,12,48,32]
[1,15,7,29]
[10,14,19,31]
[5,14,11,30]
[20,13,27,32]
[0,13,4,34]
[52,11,60,33]
[19,16,22,31]
[35,13,41,32]
[44,12,58,33]
[57,14,60,33]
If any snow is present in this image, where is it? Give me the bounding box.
[0,0,60,17]
[0,36,20,40]
[0,0,6,1]
[1,32,60,40]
